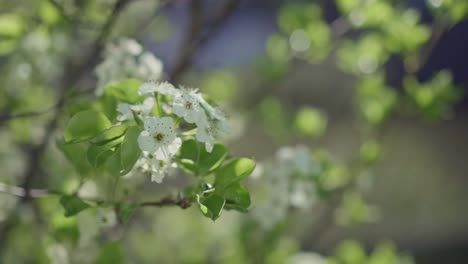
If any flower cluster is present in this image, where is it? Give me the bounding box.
[251,145,320,229]
[95,38,163,95]
[118,81,229,183]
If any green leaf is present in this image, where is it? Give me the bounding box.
[198,143,228,176]
[60,195,90,217]
[120,126,141,175]
[105,79,144,104]
[117,202,138,223]
[198,194,225,221]
[98,93,119,121]
[64,110,112,143]
[90,125,127,145]
[215,158,256,189]
[177,139,200,174]
[223,183,251,212]
[87,141,120,168]
[104,146,123,176]
[58,141,92,174]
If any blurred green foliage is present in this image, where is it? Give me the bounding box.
[0,0,466,263]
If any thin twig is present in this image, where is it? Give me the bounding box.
[140,196,191,209]
[406,23,447,74]
[169,0,240,83]
[0,181,191,209]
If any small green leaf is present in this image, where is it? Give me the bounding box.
[117,202,138,223]
[90,125,127,145]
[215,158,256,189]
[178,139,200,174]
[223,183,251,212]
[198,143,228,176]
[105,79,144,104]
[64,110,112,143]
[198,194,225,221]
[120,126,142,175]
[60,195,90,217]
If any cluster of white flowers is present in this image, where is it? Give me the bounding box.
[117,81,229,183]
[251,145,320,229]
[95,38,163,95]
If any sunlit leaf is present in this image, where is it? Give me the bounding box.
[215,158,255,189]
[64,110,112,143]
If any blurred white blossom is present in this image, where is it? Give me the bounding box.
[117,97,155,122]
[47,244,70,264]
[95,38,163,95]
[287,252,325,264]
[252,145,320,229]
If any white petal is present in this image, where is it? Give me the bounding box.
[185,110,203,124]
[151,171,165,183]
[139,52,162,76]
[140,97,155,114]
[167,137,182,155]
[138,82,158,95]
[142,117,160,134]
[155,146,170,160]
[205,142,214,153]
[172,105,186,118]
[117,103,131,114]
[159,116,174,128]
[138,132,157,152]
[196,129,209,143]
[157,82,179,97]
[117,104,133,121]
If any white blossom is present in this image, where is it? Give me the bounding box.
[138,52,163,77]
[116,97,155,122]
[138,116,181,160]
[173,88,206,124]
[197,94,227,121]
[277,145,319,176]
[135,152,177,183]
[47,244,70,264]
[289,180,317,209]
[195,117,229,152]
[138,81,179,98]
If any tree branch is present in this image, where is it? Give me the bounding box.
[0,0,132,251]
